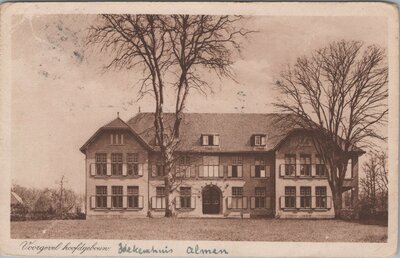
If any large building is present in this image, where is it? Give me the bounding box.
[80,113,362,219]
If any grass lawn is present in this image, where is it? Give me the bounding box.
[11,218,387,242]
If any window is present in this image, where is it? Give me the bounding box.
[95,153,107,176]
[300,186,311,208]
[315,155,326,177]
[316,186,327,208]
[231,156,243,178]
[252,134,266,146]
[127,153,139,176]
[179,156,191,166]
[255,158,266,178]
[202,156,220,178]
[111,153,123,176]
[96,186,107,208]
[110,133,124,145]
[127,186,139,208]
[111,186,123,208]
[300,154,311,176]
[201,134,220,146]
[180,187,192,209]
[285,186,296,208]
[284,154,296,176]
[156,164,165,177]
[255,187,266,208]
[156,187,165,196]
[232,187,243,196]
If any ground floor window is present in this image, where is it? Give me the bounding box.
[127,186,139,208]
[316,186,327,208]
[180,187,192,208]
[96,186,107,208]
[111,186,123,208]
[300,186,311,208]
[255,187,266,208]
[285,186,296,208]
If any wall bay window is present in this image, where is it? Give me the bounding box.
[300,186,311,209]
[284,154,296,176]
[95,153,107,176]
[127,186,139,208]
[315,186,327,209]
[300,154,311,176]
[95,186,107,208]
[284,186,296,208]
[111,186,123,208]
[127,153,139,176]
[111,153,123,176]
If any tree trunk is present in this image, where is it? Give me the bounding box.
[332,190,343,218]
[164,175,172,217]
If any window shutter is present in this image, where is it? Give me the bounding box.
[265,165,270,178]
[175,197,181,209]
[123,196,127,208]
[199,165,204,177]
[122,163,127,176]
[251,135,255,146]
[251,166,255,177]
[106,164,112,176]
[250,197,255,209]
[151,197,156,209]
[202,135,208,146]
[138,164,143,176]
[266,197,271,209]
[280,164,285,177]
[311,163,316,177]
[243,197,248,209]
[227,197,232,209]
[138,196,144,209]
[214,135,219,146]
[219,165,224,177]
[238,166,243,178]
[295,196,301,209]
[90,163,96,176]
[280,197,285,209]
[311,196,316,209]
[110,134,113,144]
[190,196,196,209]
[185,166,191,178]
[107,196,112,209]
[228,166,232,177]
[261,136,266,146]
[141,164,146,177]
[190,165,196,177]
[121,134,124,144]
[260,168,266,178]
[327,197,332,209]
[151,165,157,177]
[90,196,96,209]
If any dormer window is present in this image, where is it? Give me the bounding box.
[110,133,124,145]
[202,134,219,146]
[252,134,266,146]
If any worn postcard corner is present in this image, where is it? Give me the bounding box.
[0,1,398,258]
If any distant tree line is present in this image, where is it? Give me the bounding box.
[11,183,85,221]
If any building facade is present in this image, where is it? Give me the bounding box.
[80,113,362,219]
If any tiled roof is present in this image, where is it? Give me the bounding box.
[127,113,299,152]
[103,117,130,128]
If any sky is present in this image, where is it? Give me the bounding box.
[10,14,388,193]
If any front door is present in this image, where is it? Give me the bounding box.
[202,187,221,214]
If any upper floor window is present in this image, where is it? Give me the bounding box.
[315,155,326,177]
[95,153,107,176]
[300,154,311,176]
[232,187,243,197]
[253,158,269,178]
[202,134,219,146]
[127,153,139,176]
[252,134,266,146]
[111,153,123,176]
[156,186,165,196]
[284,154,296,176]
[179,156,191,166]
[229,156,243,178]
[110,133,124,145]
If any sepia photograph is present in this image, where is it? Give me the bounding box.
[0,2,398,257]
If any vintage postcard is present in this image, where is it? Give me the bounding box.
[0,2,398,257]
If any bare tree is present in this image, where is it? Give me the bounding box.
[274,40,388,218]
[87,14,250,217]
